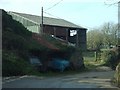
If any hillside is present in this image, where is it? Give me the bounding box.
[2,10,77,76]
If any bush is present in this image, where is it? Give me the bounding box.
[2,50,34,76]
[113,63,120,87]
[70,49,85,70]
[2,10,32,37]
[102,50,117,70]
[2,10,40,76]
[3,30,29,50]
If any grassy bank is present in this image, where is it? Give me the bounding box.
[2,9,83,76]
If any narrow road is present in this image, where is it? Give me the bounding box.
[2,66,120,89]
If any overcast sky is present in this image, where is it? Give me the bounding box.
[0,0,119,29]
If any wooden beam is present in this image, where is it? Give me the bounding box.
[53,27,56,37]
[66,28,68,42]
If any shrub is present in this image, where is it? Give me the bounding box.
[2,10,32,37]
[113,63,120,87]
[102,50,117,70]
[3,30,29,50]
[2,50,34,76]
[70,48,85,70]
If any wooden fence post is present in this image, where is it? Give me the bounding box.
[95,51,97,61]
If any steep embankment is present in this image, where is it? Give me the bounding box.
[2,10,77,76]
[2,10,47,76]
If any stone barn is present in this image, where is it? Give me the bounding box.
[8,11,87,50]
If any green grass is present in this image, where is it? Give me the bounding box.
[83,51,105,70]
[83,51,95,61]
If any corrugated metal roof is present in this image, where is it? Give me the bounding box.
[9,11,87,29]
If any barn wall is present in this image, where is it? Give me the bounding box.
[43,25,69,40]
[78,29,87,51]
[43,25,54,35]
[43,25,87,50]
[27,25,40,33]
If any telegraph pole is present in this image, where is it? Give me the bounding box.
[118,1,120,45]
[41,7,43,34]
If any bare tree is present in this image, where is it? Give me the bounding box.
[87,29,103,50]
[101,22,118,47]
[87,22,118,49]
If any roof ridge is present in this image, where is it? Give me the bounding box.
[8,11,87,29]
[9,11,62,20]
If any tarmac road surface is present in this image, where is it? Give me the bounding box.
[2,67,120,89]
